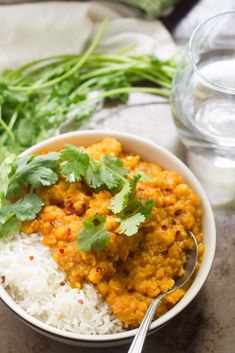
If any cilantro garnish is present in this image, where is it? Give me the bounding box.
[118,213,145,236]
[0,193,44,238]
[0,153,15,208]
[110,173,141,214]
[118,200,154,236]
[0,143,154,246]
[77,215,110,252]
[60,144,90,182]
[85,155,129,190]
[85,159,104,189]
[0,218,20,240]
[7,152,59,198]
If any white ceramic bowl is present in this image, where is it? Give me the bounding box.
[0,130,216,347]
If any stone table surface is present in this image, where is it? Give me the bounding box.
[0,1,235,353]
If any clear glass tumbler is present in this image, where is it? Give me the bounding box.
[171,11,235,205]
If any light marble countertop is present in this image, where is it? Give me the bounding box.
[0,1,235,353]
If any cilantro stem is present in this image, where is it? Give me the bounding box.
[0,107,15,143]
[0,110,18,145]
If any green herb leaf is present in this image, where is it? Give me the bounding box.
[118,213,145,236]
[85,159,103,189]
[0,217,19,239]
[110,173,141,214]
[10,193,44,221]
[7,152,59,198]
[99,156,129,189]
[77,215,110,252]
[0,193,44,239]
[0,193,44,224]
[0,154,15,208]
[60,144,90,182]
[118,200,154,236]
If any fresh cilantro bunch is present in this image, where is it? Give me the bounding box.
[0,19,175,155]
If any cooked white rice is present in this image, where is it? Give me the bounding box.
[0,233,123,335]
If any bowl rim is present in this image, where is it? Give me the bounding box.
[0,130,216,342]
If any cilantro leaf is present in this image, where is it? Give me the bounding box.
[85,159,103,189]
[10,193,44,221]
[110,173,141,214]
[60,144,90,182]
[7,152,59,198]
[118,200,154,236]
[118,213,145,236]
[0,194,44,224]
[77,215,110,252]
[99,163,120,189]
[98,156,129,189]
[25,166,58,188]
[84,155,129,190]
[0,217,19,239]
[0,154,15,208]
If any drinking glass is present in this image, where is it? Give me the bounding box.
[171,11,235,205]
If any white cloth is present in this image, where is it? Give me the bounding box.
[0,1,176,70]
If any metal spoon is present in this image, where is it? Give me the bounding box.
[127,231,198,353]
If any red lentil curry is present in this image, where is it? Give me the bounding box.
[22,138,204,328]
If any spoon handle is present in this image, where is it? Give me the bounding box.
[127,293,165,353]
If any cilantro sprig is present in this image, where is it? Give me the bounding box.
[118,200,154,236]
[0,194,44,239]
[110,173,141,214]
[77,173,154,252]
[77,215,110,252]
[7,152,59,199]
[60,144,90,183]
[60,144,129,190]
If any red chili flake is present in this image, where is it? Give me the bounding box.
[175,230,181,237]
[1,275,5,285]
[78,299,84,305]
[164,188,172,195]
[67,201,73,208]
[161,225,167,231]
[29,256,34,261]
[165,301,172,309]
[50,221,56,226]
[174,209,182,216]
[60,281,65,286]
[59,248,65,254]
[66,228,72,237]
[96,267,105,273]
[65,202,77,216]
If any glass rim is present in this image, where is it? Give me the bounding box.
[188,10,235,94]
